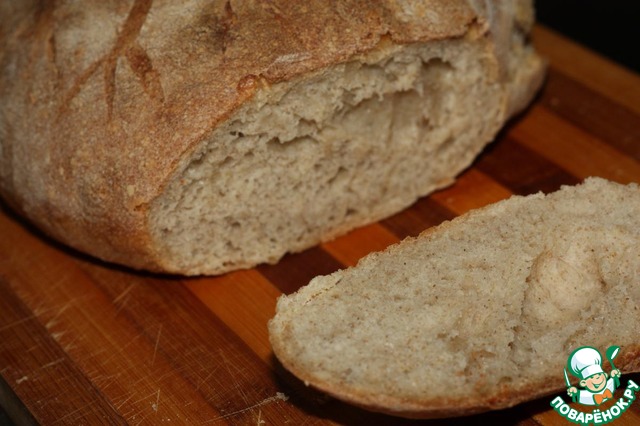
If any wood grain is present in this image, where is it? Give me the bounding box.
[1,25,640,425]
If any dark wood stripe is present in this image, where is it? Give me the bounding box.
[541,67,640,161]
[475,134,581,196]
[0,278,125,425]
[0,378,35,426]
[381,197,456,240]
[0,402,24,426]
[258,246,344,295]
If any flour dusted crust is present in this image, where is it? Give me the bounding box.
[0,1,544,274]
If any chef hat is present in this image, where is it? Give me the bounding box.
[568,346,604,380]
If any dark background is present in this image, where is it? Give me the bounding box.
[535,0,639,73]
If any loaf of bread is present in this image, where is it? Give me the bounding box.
[0,1,544,274]
[269,178,640,418]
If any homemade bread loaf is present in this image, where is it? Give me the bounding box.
[269,178,640,418]
[0,0,544,274]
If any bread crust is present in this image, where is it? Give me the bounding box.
[271,342,640,419]
[0,0,539,272]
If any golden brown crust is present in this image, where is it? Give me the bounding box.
[0,0,520,270]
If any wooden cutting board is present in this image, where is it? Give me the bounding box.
[1,25,639,425]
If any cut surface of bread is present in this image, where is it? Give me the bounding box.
[0,0,544,274]
[150,36,542,274]
[269,177,640,418]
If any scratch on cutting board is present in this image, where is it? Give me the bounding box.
[45,300,73,329]
[44,293,96,329]
[151,325,162,366]
[115,393,135,410]
[216,349,253,409]
[63,336,80,352]
[51,331,66,341]
[113,283,136,315]
[101,334,142,365]
[0,301,73,333]
[195,369,214,391]
[217,349,249,384]
[201,393,289,424]
[120,388,163,420]
[0,314,37,332]
[151,389,160,412]
[92,372,121,391]
[113,283,135,304]
[115,387,157,411]
[51,404,93,425]
[41,358,64,370]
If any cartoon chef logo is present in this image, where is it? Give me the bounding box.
[565,346,622,406]
[552,345,638,424]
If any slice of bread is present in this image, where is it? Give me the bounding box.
[269,177,640,418]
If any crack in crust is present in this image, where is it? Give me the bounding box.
[220,1,237,53]
[18,0,60,90]
[59,0,163,118]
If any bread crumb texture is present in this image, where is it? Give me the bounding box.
[151,40,506,273]
[269,178,640,418]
